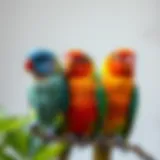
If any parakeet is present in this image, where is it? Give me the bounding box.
[24,48,69,154]
[102,48,138,138]
[65,49,99,138]
[58,49,105,160]
[94,48,139,160]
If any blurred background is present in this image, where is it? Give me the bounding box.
[0,0,159,159]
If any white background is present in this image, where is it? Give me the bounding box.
[0,0,159,159]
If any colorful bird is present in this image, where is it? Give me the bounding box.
[24,48,69,154]
[94,48,139,160]
[65,49,99,138]
[58,49,106,160]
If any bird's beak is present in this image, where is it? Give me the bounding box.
[24,59,33,72]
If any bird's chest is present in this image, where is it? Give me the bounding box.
[34,80,61,111]
[104,82,133,123]
[69,78,96,108]
[34,85,59,122]
[106,82,132,108]
[103,82,133,134]
[35,85,52,105]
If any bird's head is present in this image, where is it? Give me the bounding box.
[65,49,93,77]
[104,48,136,78]
[24,48,55,78]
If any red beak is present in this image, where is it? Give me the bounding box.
[24,60,33,71]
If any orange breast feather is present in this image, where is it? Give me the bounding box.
[67,77,97,135]
[103,82,133,134]
[69,77,96,108]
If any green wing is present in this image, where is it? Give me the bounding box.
[59,75,70,113]
[55,75,70,133]
[123,86,139,139]
[93,73,107,136]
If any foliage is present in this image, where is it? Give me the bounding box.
[0,111,66,160]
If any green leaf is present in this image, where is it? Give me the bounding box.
[0,114,32,158]
[33,142,67,160]
[0,116,31,132]
[0,147,15,160]
[0,109,70,160]
[5,129,29,157]
[0,153,14,160]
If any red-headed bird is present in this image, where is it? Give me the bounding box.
[65,49,99,138]
[94,48,139,160]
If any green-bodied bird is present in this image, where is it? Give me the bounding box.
[24,48,69,155]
